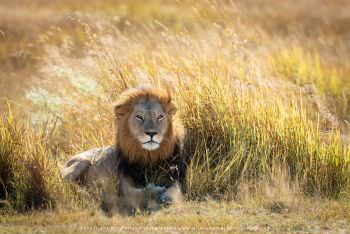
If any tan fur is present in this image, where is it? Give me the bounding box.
[114,87,184,165]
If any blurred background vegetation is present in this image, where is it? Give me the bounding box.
[0,0,350,213]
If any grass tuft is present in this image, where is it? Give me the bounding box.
[0,110,95,212]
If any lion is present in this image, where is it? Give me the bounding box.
[61,87,188,214]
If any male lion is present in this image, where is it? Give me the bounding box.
[61,87,188,213]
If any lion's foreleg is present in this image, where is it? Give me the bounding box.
[119,174,146,210]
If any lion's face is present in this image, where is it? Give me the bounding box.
[114,87,183,164]
[128,98,169,151]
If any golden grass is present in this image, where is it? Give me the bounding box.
[0,111,87,211]
[271,47,350,120]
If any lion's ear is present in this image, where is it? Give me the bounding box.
[113,103,125,118]
[167,102,177,118]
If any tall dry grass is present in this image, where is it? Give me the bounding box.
[0,110,98,211]
[271,47,350,122]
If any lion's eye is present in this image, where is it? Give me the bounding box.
[157,115,164,121]
[135,115,144,121]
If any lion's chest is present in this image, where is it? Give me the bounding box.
[143,161,180,187]
[117,156,181,188]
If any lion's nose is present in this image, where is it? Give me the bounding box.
[145,131,157,138]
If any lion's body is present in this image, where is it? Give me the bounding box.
[61,87,188,213]
[61,147,116,184]
[62,143,187,188]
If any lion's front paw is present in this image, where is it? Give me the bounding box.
[144,184,173,205]
[145,183,166,195]
[143,183,166,201]
[157,192,173,205]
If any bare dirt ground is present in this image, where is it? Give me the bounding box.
[1,200,350,233]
